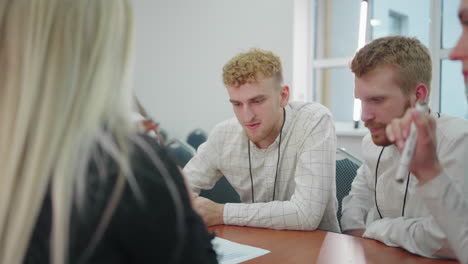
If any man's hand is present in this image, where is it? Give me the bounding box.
[192,196,224,226]
[343,229,365,237]
[385,108,442,185]
[189,191,199,207]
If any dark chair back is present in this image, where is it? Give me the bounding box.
[166,139,196,168]
[186,128,207,150]
[336,148,362,229]
[159,128,168,142]
[200,176,241,203]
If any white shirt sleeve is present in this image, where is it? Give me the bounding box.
[363,216,452,258]
[363,130,468,259]
[340,164,374,231]
[418,173,468,263]
[224,114,337,231]
[341,154,453,258]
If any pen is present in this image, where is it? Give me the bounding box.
[395,101,429,183]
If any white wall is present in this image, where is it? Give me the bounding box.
[132,0,294,140]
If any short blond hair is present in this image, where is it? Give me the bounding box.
[222,48,283,87]
[351,36,432,96]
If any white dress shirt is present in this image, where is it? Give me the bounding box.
[184,102,339,232]
[419,171,468,263]
[341,113,468,258]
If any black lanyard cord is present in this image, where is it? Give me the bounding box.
[375,146,411,219]
[248,140,255,203]
[374,147,386,219]
[248,108,286,203]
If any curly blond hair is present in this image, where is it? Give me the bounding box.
[351,35,432,96]
[222,48,283,87]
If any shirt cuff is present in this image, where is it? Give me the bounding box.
[340,208,367,232]
[363,218,401,247]
[363,218,386,239]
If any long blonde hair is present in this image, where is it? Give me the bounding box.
[0,0,138,263]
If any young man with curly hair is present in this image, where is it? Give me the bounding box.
[184,48,340,232]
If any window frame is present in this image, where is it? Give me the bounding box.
[305,0,451,124]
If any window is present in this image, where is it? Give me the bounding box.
[441,60,467,118]
[442,0,461,48]
[313,67,355,122]
[388,10,408,35]
[309,0,467,123]
[440,0,467,118]
[311,0,362,123]
[371,0,430,44]
[313,0,360,59]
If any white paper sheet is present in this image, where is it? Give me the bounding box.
[211,237,270,264]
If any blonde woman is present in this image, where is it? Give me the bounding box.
[0,0,216,263]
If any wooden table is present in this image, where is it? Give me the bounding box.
[209,225,459,264]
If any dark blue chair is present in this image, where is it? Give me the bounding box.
[166,139,196,168]
[336,148,362,230]
[200,176,240,203]
[159,128,168,142]
[166,136,240,203]
[186,128,207,150]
